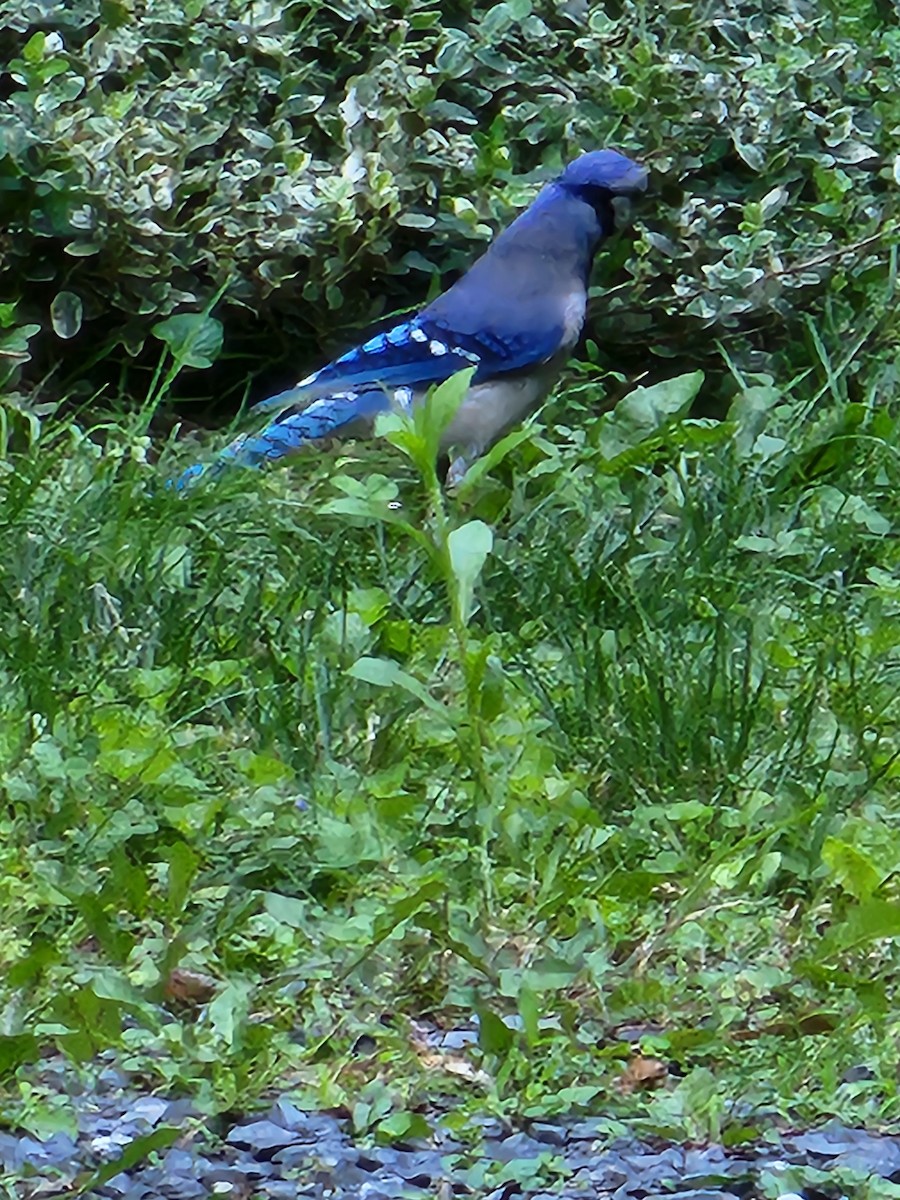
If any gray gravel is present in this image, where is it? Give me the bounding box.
[10,1068,900,1198]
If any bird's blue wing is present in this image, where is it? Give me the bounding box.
[252,315,566,416]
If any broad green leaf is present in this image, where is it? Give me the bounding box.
[821,838,882,901]
[321,495,421,539]
[22,32,45,63]
[63,241,101,257]
[166,841,198,916]
[377,1111,432,1142]
[349,586,391,626]
[557,1085,602,1106]
[208,979,252,1048]
[416,912,495,977]
[377,368,474,472]
[455,426,533,493]
[89,970,156,1017]
[476,1006,514,1056]
[347,655,447,716]
[152,313,223,368]
[0,322,41,362]
[264,892,308,928]
[7,940,58,988]
[416,367,475,458]
[50,290,83,339]
[0,1034,39,1078]
[447,519,493,625]
[322,473,428,544]
[599,370,704,459]
[329,473,399,503]
[499,957,580,994]
[517,983,540,1048]
[827,900,900,953]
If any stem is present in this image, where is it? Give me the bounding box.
[423,462,495,919]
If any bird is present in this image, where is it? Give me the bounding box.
[176,148,647,489]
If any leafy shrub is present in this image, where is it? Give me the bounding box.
[0,0,896,411]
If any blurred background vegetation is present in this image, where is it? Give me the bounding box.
[2,0,900,1155]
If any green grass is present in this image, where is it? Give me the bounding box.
[3,336,900,1144]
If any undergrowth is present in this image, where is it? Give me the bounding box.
[3,296,900,1143]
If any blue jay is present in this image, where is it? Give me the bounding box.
[177,149,647,487]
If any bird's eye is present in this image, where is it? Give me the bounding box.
[611,195,635,229]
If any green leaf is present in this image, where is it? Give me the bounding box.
[0,1034,39,1077]
[821,837,882,900]
[517,983,540,1047]
[557,1085,602,1106]
[456,426,533,493]
[50,290,83,339]
[322,474,428,544]
[371,877,445,943]
[208,979,252,1048]
[100,0,132,28]
[152,313,223,369]
[347,655,448,716]
[476,1006,514,1056]
[0,322,41,363]
[377,1110,432,1141]
[376,368,475,475]
[89,970,158,1021]
[827,900,900,953]
[416,367,475,458]
[599,370,704,459]
[264,892,308,929]
[63,241,101,257]
[166,841,199,917]
[447,519,493,625]
[22,32,45,63]
[7,940,59,989]
[75,1127,181,1194]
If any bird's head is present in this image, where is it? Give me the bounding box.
[557,149,648,235]
[559,149,648,198]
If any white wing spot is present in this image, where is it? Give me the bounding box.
[429,340,448,356]
[453,347,480,363]
[410,328,428,343]
[393,387,414,412]
[305,391,355,414]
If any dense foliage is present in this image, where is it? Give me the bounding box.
[2,0,900,1180]
[6,351,900,1143]
[0,0,896,409]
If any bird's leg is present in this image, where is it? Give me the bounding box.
[445,444,483,489]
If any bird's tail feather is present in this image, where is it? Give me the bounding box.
[173,388,393,488]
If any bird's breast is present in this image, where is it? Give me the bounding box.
[439,362,562,452]
[560,288,588,348]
